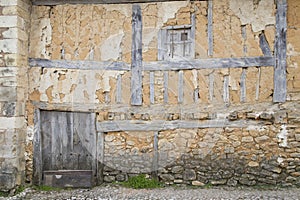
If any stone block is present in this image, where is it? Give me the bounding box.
[183,169,196,181]
[0,39,18,54]
[192,180,205,186]
[0,173,15,191]
[0,86,17,101]
[0,16,18,28]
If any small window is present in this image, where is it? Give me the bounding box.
[158,25,195,61]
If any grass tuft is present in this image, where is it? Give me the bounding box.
[121,174,162,189]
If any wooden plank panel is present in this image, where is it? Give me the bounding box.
[223,75,229,104]
[273,0,287,102]
[131,4,143,105]
[152,131,158,179]
[208,72,214,102]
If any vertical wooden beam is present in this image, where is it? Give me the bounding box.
[190,13,196,58]
[207,0,213,57]
[255,68,261,101]
[158,29,167,61]
[240,68,246,102]
[223,75,229,104]
[164,71,169,103]
[209,72,214,101]
[33,109,42,185]
[150,71,155,104]
[274,0,287,103]
[116,75,122,104]
[96,132,104,184]
[131,4,143,105]
[178,70,184,103]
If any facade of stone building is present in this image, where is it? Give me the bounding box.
[0,0,300,191]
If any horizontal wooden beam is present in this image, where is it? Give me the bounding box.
[96,119,261,132]
[29,56,274,71]
[32,0,193,5]
[29,58,130,71]
[143,56,275,71]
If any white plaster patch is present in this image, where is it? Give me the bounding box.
[277,157,284,164]
[191,69,198,89]
[143,1,188,51]
[100,33,124,61]
[229,0,275,32]
[277,124,288,147]
[246,125,268,132]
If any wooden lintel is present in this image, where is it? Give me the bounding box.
[96,119,262,132]
[32,0,194,5]
[29,58,130,71]
[29,56,275,71]
[273,0,287,103]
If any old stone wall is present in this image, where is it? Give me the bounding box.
[0,0,298,190]
[0,0,31,191]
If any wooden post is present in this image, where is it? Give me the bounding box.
[273,0,287,103]
[131,4,143,105]
[208,0,213,57]
[33,109,42,185]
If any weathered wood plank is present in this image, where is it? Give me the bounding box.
[116,75,122,104]
[190,13,196,58]
[255,68,261,101]
[96,119,262,132]
[194,87,199,103]
[143,56,275,71]
[32,0,192,5]
[131,4,143,105]
[207,0,213,56]
[259,33,272,56]
[43,170,92,188]
[209,72,214,101]
[29,58,130,71]
[223,75,229,104]
[273,0,287,103]
[178,70,184,103]
[96,132,104,184]
[150,71,155,104]
[240,68,246,102]
[33,109,42,185]
[163,71,168,103]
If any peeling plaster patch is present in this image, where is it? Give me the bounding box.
[277,124,288,147]
[100,33,124,61]
[104,4,131,17]
[101,71,126,92]
[229,0,275,32]
[142,1,188,51]
[31,18,52,58]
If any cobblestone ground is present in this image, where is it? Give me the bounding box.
[1,185,300,200]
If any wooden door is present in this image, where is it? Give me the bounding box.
[40,111,96,187]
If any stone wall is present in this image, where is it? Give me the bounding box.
[0,0,31,191]
[0,0,299,191]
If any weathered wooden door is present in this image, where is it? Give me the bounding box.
[40,111,96,187]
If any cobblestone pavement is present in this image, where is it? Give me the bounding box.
[1,185,300,200]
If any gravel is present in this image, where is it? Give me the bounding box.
[1,185,300,200]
